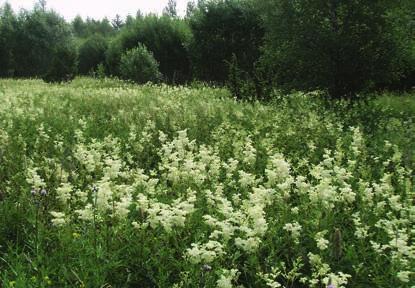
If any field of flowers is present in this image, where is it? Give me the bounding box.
[0,78,413,287]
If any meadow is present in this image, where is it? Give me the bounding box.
[0,78,413,287]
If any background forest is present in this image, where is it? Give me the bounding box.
[0,0,414,100]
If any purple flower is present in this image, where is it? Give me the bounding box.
[327,284,336,288]
[201,264,212,272]
[40,188,47,196]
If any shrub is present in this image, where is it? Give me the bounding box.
[42,43,78,83]
[119,44,162,84]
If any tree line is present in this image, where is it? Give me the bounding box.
[0,0,413,100]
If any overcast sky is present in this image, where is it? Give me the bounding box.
[0,0,189,20]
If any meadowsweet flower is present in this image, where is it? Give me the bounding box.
[291,207,299,214]
[283,222,302,244]
[322,272,351,288]
[258,267,282,288]
[95,180,114,211]
[352,213,369,239]
[339,186,355,203]
[315,231,329,250]
[235,236,261,253]
[26,168,46,189]
[104,157,122,179]
[186,240,225,264]
[76,204,94,221]
[238,171,256,188]
[50,211,66,226]
[397,271,411,283]
[113,194,132,219]
[266,153,291,187]
[388,195,403,211]
[56,182,72,204]
[242,137,256,166]
[350,127,363,156]
[217,269,239,288]
[223,158,239,180]
[145,192,196,232]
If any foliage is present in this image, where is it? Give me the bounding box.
[188,0,264,84]
[258,0,404,99]
[15,8,73,78]
[71,15,115,38]
[111,14,124,31]
[119,45,162,84]
[0,78,414,287]
[0,3,17,77]
[0,3,74,78]
[163,0,178,18]
[226,54,257,101]
[42,43,78,83]
[385,0,415,90]
[106,15,191,84]
[1,0,413,100]
[78,34,108,75]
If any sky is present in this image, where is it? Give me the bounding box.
[0,0,189,20]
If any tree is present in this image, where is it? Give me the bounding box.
[36,0,47,11]
[78,35,108,74]
[188,0,264,83]
[112,14,124,30]
[125,15,135,27]
[186,1,196,18]
[72,15,86,37]
[386,0,415,90]
[72,16,115,38]
[13,8,73,77]
[136,10,143,19]
[43,42,78,83]
[0,3,17,77]
[259,0,401,99]
[163,0,177,18]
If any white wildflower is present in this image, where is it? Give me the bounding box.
[50,211,66,227]
[283,222,302,244]
[56,182,72,204]
[397,271,411,283]
[217,269,239,288]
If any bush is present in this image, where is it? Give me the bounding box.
[78,34,108,75]
[42,43,78,83]
[119,44,162,84]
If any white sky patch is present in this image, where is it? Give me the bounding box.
[0,0,189,20]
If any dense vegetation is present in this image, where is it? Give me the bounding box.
[0,0,413,99]
[0,78,413,287]
[0,0,414,286]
